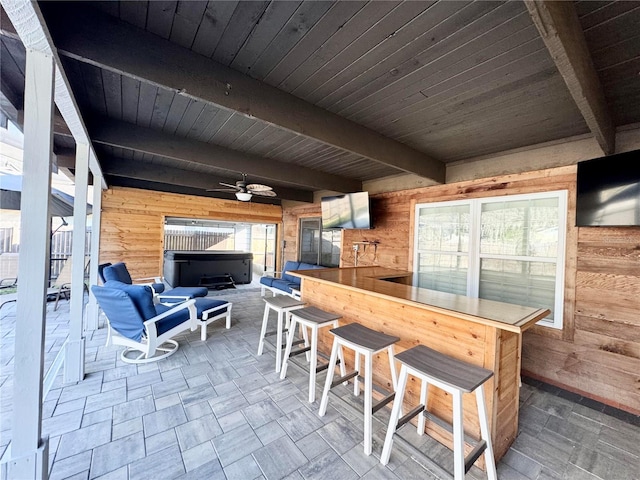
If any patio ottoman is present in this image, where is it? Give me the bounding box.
[194,297,233,341]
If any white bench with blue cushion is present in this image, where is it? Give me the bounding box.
[260,261,325,297]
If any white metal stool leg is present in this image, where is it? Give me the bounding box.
[354,351,361,396]
[336,323,346,380]
[309,323,319,402]
[381,364,408,465]
[275,309,285,373]
[257,302,269,356]
[417,377,428,434]
[363,350,373,455]
[280,316,298,380]
[387,344,398,390]
[300,323,310,362]
[318,336,340,416]
[452,390,465,480]
[477,386,497,480]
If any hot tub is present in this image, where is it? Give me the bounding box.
[163,250,253,287]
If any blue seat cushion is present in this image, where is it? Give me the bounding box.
[271,279,300,294]
[104,280,156,321]
[103,262,133,284]
[298,262,323,270]
[154,303,192,336]
[259,276,277,287]
[194,297,228,318]
[281,261,301,283]
[151,282,166,294]
[166,286,208,298]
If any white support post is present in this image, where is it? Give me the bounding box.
[85,165,103,331]
[64,142,89,384]
[4,47,54,480]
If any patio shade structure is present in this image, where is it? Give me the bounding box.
[0,173,92,217]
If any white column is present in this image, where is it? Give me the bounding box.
[85,165,103,331]
[64,143,89,383]
[6,48,55,480]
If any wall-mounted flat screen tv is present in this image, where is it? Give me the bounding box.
[321,192,372,229]
[576,149,640,227]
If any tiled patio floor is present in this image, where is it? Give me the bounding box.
[0,287,638,479]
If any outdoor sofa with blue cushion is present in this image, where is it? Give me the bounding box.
[92,282,198,363]
[103,262,208,300]
[260,261,325,297]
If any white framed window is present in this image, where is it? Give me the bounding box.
[414,190,567,329]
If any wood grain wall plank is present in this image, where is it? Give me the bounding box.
[282,165,639,413]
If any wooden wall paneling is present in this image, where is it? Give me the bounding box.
[282,165,640,413]
[100,186,282,279]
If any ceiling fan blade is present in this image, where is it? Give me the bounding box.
[206,188,237,192]
[246,183,273,192]
[251,189,277,197]
[219,182,241,190]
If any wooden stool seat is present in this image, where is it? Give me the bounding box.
[380,344,497,480]
[280,306,346,403]
[290,306,341,324]
[319,322,400,455]
[257,296,306,373]
[394,345,493,393]
[328,322,400,352]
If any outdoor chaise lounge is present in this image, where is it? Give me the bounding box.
[46,256,90,310]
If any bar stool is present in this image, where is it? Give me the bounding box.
[380,345,497,480]
[257,295,306,372]
[318,323,400,455]
[280,306,346,403]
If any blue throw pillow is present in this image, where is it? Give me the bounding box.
[103,262,133,284]
[104,280,156,320]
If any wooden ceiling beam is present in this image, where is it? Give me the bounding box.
[104,176,284,208]
[95,155,314,203]
[40,3,446,183]
[86,117,360,193]
[526,1,615,155]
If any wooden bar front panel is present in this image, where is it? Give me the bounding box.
[302,277,522,463]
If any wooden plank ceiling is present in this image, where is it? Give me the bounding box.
[1,1,639,204]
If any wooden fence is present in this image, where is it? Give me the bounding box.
[164,229,233,251]
[0,227,234,280]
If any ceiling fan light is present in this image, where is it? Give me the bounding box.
[235,191,252,202]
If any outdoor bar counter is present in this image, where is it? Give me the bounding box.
[289,266,550,463]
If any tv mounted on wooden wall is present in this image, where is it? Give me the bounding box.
[321,192,372,229]
[576,149,640,227]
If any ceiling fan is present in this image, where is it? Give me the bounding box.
[207,174,276,201]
